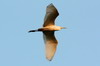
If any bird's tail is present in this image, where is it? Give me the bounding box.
[28,30,38,32]
[28,28,45,33]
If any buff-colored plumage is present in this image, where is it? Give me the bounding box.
[43,4,59,61]
[29,3,65,61]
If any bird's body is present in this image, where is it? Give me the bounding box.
[38,26,62,31]
[29,3,65,61]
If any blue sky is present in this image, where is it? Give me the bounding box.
[0,0,100,66]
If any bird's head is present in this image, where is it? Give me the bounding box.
[61,27,67,29]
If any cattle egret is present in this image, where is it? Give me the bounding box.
[29,3,66,61]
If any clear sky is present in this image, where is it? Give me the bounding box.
[0,0,100,66]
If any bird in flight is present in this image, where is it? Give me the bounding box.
[29,3,66,61]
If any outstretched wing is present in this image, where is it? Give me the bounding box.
[43,3,59,27]
[43,31,58,61]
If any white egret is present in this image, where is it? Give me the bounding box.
[29,3,66,61]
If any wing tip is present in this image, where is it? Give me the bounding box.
[46,56,53,61]
[47,3,54,7]
[49,3,53,5]
[46,3,59,16]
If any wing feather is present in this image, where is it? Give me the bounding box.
[43,4,59,27]
[43,31,58,61]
